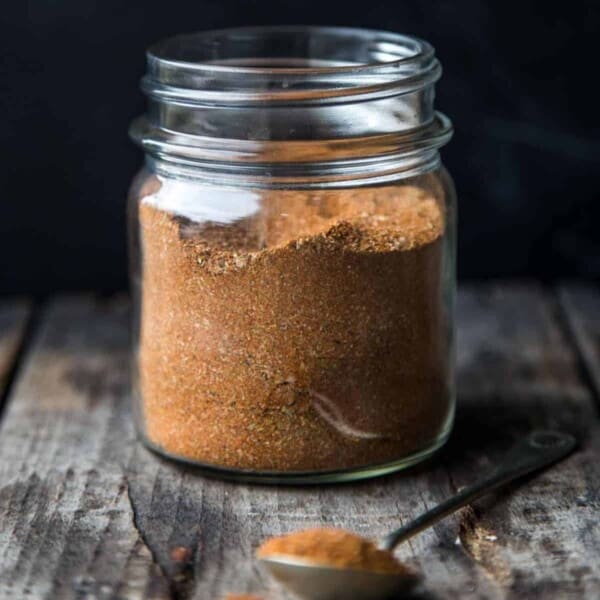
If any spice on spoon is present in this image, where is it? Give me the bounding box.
[256,527,413,575]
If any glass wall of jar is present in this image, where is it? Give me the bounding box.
[129,27,456,483]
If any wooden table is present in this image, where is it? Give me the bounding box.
[0,284,599,600]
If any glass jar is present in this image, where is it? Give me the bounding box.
[129,26,456,483]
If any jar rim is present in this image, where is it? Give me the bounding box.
[132,26,452,179]
[144,26,440,104]
[148,25,434,74]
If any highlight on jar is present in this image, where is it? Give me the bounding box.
[128,26,456,483]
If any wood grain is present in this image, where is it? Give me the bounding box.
[451,285,600,599]
[0,287,598,599]
[559,283,600,399]
[0,298,170,600]
[0,299,31,397]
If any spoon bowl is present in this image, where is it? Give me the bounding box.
[259,556,420,600]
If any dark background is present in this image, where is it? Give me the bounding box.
[5,1,599,296]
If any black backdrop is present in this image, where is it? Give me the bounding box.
[4,1,599,295]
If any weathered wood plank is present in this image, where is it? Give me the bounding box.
[559,283,600,399]
[0,297,170,600]
[0,299,31,396]
[0,287,599,599]
[450,285,600,599]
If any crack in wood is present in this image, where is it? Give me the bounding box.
[124,473,177,600]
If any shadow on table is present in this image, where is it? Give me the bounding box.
[148,385,585,491]
[442,389,585,470]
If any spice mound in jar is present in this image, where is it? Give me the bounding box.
[137,180,451,472]
[256,527,412,576]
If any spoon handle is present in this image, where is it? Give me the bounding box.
[380,430,576,551]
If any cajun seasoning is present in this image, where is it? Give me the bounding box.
[136,180,451,472]
[256,527,412,575]
[129,27,456,480]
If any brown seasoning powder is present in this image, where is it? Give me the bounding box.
[137,181,450,471]
[256,527,411,575]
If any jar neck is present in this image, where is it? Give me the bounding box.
[130,26,452,183]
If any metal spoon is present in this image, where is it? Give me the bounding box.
[259,430,576,600]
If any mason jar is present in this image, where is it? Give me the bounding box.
[128,26,456,483]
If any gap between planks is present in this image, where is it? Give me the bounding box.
[558,283,600,406]
[0,299,33,414]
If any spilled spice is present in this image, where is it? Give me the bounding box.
[256,527,411,575]
[135,177,451,471]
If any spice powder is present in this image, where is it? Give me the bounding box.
[256,527,412,575]
[136,180,450,472]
